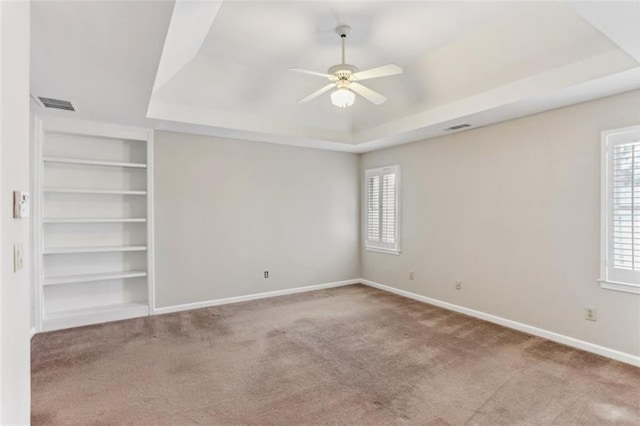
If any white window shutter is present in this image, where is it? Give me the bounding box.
[366,165,400,253]
[611,143,638,271]
[381,171,396,244]
[601,125,640,293]
[367,174,380,242]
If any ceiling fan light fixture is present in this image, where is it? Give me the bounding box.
[331,88,355,108]
[291,25,402,107]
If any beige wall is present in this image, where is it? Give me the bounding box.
[0,1,31,422]
[154,132,360,308]
[361,90,640,357]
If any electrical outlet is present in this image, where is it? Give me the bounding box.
[13,243,24,272]
[585,307,597,321]
[409,271,415,280]
[264,271,269,279]
[455,280,462,290]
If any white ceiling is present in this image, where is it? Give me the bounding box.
[31,1,640,153]
[30,0,174,128]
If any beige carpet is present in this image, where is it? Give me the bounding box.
[32,284,640,425]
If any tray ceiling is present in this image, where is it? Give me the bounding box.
[32,1,640,152]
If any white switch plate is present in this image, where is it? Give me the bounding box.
[409,271,415,280]
[13,191,29,218]
[13,243,24,272]
[585,307,597,321]
[455,280,462,290]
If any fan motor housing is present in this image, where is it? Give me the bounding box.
[328,64,359,80]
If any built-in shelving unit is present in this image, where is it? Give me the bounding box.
[34,117,154,332]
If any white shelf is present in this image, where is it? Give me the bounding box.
[44,270,147,286]
[43,218,147,224]
[44,245,147,255]
[43,156,147,169]
[44,188,147,195]
[41,302,149,331]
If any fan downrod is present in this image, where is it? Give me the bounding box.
[329,25,359,77]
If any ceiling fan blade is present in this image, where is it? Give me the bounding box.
[289,68,335,80]
[349,82,387,105]
[298,83,336,103]
[352,64,403,81]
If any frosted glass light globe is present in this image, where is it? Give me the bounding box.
[331,88,355,108]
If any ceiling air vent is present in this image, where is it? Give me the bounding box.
[37,97,76,111]
[444,123,471,131]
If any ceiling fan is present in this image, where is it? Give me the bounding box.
[290,25,403,108]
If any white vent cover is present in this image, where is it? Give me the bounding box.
[444,123,471,131]
[36,97,76,111]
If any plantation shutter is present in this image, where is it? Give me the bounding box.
[366,166,400,253]
[611,143,640,271]
[381,170,396,244]
[367,174,380,242]
[603,126,640,289]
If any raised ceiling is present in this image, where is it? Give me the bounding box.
[32,1,640,153]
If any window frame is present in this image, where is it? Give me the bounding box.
[600,125,640,294]
[365,165,401,255]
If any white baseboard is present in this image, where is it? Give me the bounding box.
[153,279,360,315]
[30,327,36,339]
[361,279,640,367]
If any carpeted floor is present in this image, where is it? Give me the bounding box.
[32,284,640,425]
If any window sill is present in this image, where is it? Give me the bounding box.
[598,279,640,295]
[365,247,401,256]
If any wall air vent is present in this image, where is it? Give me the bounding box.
[37,97,76,111]
[444,123,471,131]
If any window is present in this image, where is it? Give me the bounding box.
[365,165,400,254]
[600,125,640,294]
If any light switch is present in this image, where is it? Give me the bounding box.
[13,243,24,272]
[13,191,29,218]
